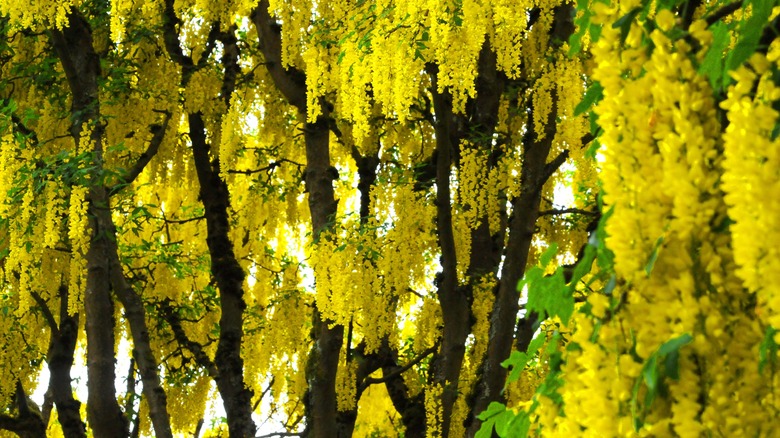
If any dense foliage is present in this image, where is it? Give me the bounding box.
[0,0,777,437]
[480,1,780,436]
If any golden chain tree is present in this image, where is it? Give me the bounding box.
[0,0,777,437]
[477,1,780,437]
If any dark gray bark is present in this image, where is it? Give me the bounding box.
[50,10,174,438]
[0,382,46,438]
[428,73,471,437]
[189,111,256,438]
[36,287,86,438]
[160,2,257,435]
[110,255,173,438]
[253,4,345,437]
[302,117,344,437]
[49,12,129,438]
[424,40,506,437]
[465,6,576,435]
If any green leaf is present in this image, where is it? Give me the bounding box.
[699,21,730,88]
[526,268,574,325]
[540,243,558,267]
[477,401,506,421]
[574,81,604,116]
[724,0,774,84]
[508,413,532,437]
[568,244,596,291]
[501,351,529,384]
[613,7,642,44]
[502,332,548,385]
[585,126,601,158]
[494,409,518,437]
[664,349,681,379]
[657,333,693,356]
[631,334,693,429]
[568,0,593,55]
[644,236,664,276]
[771,122,780,141]
[527,331,546,356]
[475,418,497,438]
[759,326,778,373]
[658,334,693,382]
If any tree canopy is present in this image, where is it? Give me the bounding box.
[0,0,778,437]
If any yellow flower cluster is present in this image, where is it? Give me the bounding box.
[67,185,90,316]
[0,133,20,219]
[219,94,244,182]
[0,312,45,422]
[469,274,496,363]
[414,297,443,354]
[267,0,313,70]
[490,0,531,78]
[550,315,637,436]
[183,68,226,118]
[43,181,64,249]
[267,0,575,143]
[354,378,402,437]
[720,45,780,327]
[425,382,443,438]
[6,180,37,317]
[458,142,489,231]
[336,358,358,412]
[0,0,71,29]
[531,2,780,436]
[110,0,132,43]
[168,374,211,432]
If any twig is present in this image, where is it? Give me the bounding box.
[158,300,218,376]
[112,110,173,192]
[29,290,59,334]
[533,149,570,195]
[706,1,742,27]
[160,215,205,224]
[227,158,303,175]
[538,208,598,217]
[360,343,439,389]
[255,432,302,438]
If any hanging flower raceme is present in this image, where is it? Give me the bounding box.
[498,2,780,437]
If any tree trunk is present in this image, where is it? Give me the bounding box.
[49,12,129,438]
[46,287,86,438]
[302,115,343,438]
[253,5,344,436]
[429,78,471,437]
[466,6,575,434]
[466,80,565,438]
[110,257,173,438]
[188,112,256,437]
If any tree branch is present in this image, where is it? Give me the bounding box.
[680,0,703,29]
[160,215,205,224]
[158,300,218,376]
[360,343,438,390]
[538,208,598,217]
[111,110,172,193]
[255,433,302,438]
[251,0,308,111]
[226,158,304,175]
[29,290,59,335]
[534,149,569,194]
[706,1,742,27]
[162,0,193,69]
[0,381,45,437]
